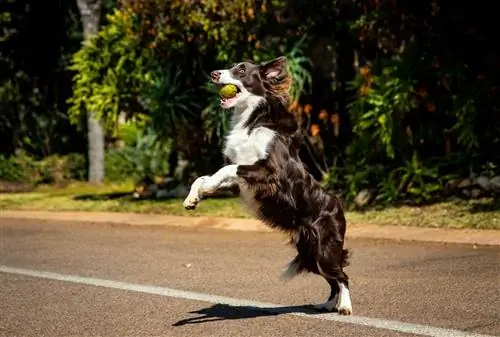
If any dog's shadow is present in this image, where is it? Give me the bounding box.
[172,303,325,326]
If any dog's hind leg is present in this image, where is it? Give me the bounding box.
[314,279,340,311]
[312,247,352,315]
[336,277,353,315]
[313,271,351,315]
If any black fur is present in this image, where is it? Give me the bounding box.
[235,95,350,287]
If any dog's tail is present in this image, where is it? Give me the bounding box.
[280,255,303,281]
[341,248,351,268]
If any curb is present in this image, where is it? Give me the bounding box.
[0,210,499,246]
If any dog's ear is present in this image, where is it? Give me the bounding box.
[260,56,287,80]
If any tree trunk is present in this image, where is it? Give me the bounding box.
[76,0,104,184]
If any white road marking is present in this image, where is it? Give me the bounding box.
[0,265,494,337]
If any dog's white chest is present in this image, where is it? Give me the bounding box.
[223,125,275,165]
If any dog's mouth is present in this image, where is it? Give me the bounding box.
[217,83,242,108]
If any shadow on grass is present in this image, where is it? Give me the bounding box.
[72,192,133,201]
[346,195,500,215]
[72,192,237,202]
[172,303,322,326]
[467,197,500,213]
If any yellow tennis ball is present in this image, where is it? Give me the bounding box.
[219,84,238,99]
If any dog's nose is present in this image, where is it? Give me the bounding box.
[211,71,221,82]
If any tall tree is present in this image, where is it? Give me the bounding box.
[76,0,104,183]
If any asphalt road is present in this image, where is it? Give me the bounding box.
[0,218,499,337]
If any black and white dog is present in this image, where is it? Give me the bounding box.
[183,56,352,315]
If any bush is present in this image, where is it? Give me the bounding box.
[0,153,86,185]
[0,154,37,183]
[0,127,172,185]
[105,149,138,182]
[105,127,171,182]
[37,153,87,184]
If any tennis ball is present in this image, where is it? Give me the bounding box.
[219,84,238,99]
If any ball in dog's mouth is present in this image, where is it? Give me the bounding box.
[219,84,238,98]
[219,84,241,108]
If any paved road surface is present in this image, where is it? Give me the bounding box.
[1,218,499,337]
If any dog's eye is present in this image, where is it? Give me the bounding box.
[239,68,245,74]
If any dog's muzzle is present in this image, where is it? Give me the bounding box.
[211,71,221,82]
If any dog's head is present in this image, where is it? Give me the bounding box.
[211,56,292,109]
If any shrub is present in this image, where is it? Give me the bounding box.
[105,149,138,182]
[0,154,36,183]
[0,153,87,185]
[37,153,87,184]
[105,127,171,182]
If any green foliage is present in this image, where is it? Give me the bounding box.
[0,154,36,183]
[37,154,87,184]
[0,128,171,184]
[67,8,158,134]
[347,60,415,159]
[104,149,138,182]
[4,0,500,209]
[139,65,199,141]
[0,153,86,184]
[106,127,171,182]
[117,122,142,147]
[284,42,313,104]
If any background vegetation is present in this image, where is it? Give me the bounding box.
[1,0,499,213]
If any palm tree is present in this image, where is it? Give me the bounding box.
[76,0,104,183]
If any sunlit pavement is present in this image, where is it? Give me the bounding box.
[1,218,499,337]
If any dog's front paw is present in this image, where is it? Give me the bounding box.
[183,194,200,210]
[183,176,208,210]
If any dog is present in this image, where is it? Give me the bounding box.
[183,56,352,315]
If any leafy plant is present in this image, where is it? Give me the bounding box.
[67,8,159,134]
[285,39,313,104]
[393,152,442,204]
[111,127,171,181]
[139,65,199,141]
[0,154,34,182]
[347,59,416,159]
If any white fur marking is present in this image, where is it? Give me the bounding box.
[183,176,207,209]
[199,165,238,194]
[223,95,275,165]
[337,282,353,315]
[218,70,242,88]
[313,282,352,315]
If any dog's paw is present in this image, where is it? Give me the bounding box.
[183,195,200,210]
[337,306,352,316]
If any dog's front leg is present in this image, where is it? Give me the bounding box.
[183,165,238,210]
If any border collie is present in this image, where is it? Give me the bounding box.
[183,56,352,315]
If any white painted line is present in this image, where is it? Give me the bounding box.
[0,265,494,337]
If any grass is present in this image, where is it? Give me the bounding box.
[0,182,499,230]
